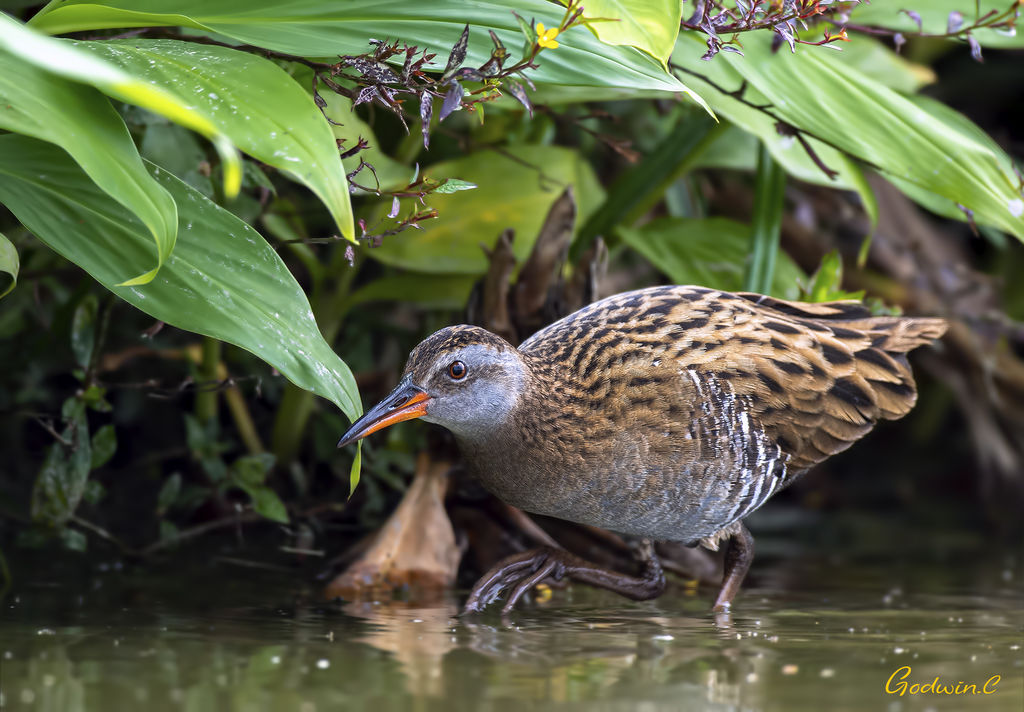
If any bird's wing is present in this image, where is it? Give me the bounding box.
[695,290,946,471]
[522,285,946,473]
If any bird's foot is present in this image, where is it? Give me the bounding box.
[462,541,666,615]
[462,546,571,615]
[710,522,755,612]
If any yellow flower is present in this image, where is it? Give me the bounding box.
[536,22,560,49]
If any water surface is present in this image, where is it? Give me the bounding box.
[1,511,1021,711]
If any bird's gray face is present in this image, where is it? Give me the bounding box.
[337,326,527,447]
[410,342,528,437]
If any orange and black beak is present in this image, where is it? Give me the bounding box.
[337,379,430,448]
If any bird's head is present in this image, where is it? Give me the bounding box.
[337,325,528,448]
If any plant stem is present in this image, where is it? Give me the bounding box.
[196,337,222,425]
[744,144,786,295]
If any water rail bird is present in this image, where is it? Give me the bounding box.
[338,285,947,613]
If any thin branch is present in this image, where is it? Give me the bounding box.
[142,510,266,556]
[71,515,141,557]
[34,417,71,447]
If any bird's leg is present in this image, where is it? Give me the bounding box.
[712,522,754,612]
[462,539,666,615]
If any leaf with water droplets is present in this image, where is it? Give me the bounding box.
[78,39,354,241]
[30,1,708,111]
[0,135,362,422]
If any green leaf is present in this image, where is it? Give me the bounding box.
[828,35,935,94]
[82,479,106,506]
[0,231,19,299]
[0,135,361,420]
[619,217,805,299]
[78,40,353,241]
[674,33,1024,240]
[89,424,117,469]
[580,0,681,67]
[433,178,478,194]
[61,396,86,422]
[0,49,177,286]
[184,413,215,454]
[81,384,112,412]
[241,484,289,524]
[231,453,276,487]
[672,38,879,233]
[30,416,92,528]
[366,145,604,274]
[156,472,182,514]
[70,294,99,371]
[159,519,179,542]
[59,527,88,552]
[849,1,1024,49]
[29,0,710,110]
[349,442,362,497]
[140,121,215,198]
[0,14,240,196]
[802,249,865,303]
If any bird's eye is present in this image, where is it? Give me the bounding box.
[447,360,467,380]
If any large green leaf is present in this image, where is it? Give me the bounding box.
[0,13,240,203]
[580,0,681,67]
[829,35,935,94]
[0,51,177,286]
[674,33,1024,240]
[619,217,805,300]
[849,0,1024,49]
[29,0,708,109]
[672,37,879,230]
[78,40,353,240]
[0,231,18,299]
[0,135,360,420]
[365,145,604,274]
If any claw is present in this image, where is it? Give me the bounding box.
[463,543,667,614]
[463,547,562,615]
